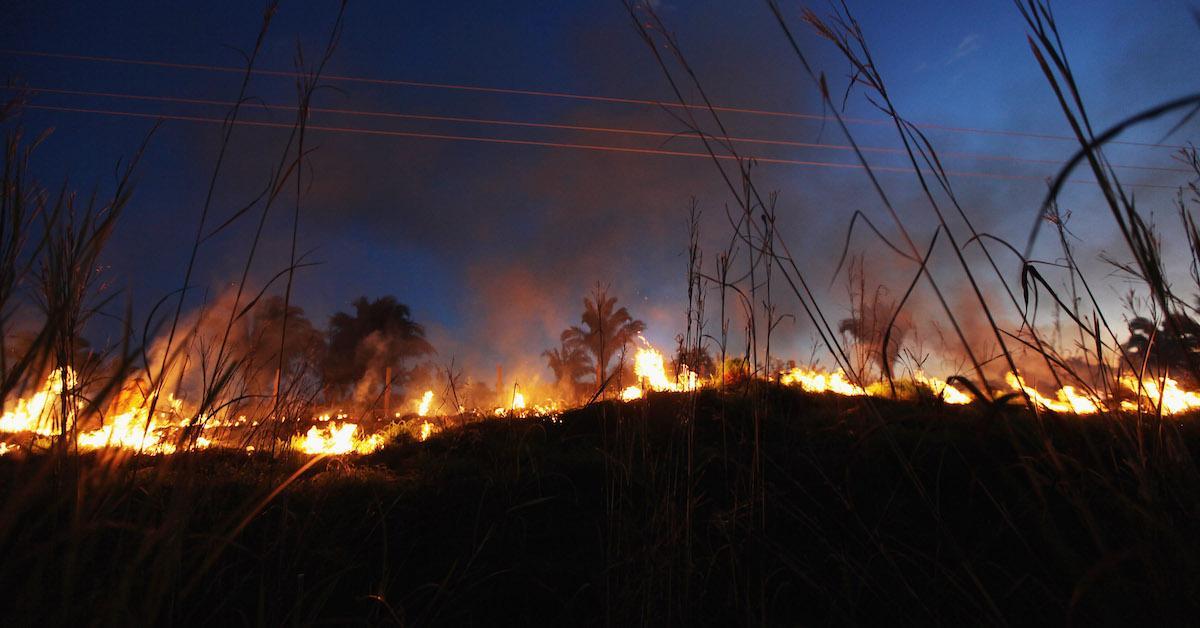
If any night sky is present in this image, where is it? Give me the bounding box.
[3,0,1199,382]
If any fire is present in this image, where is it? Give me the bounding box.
[292,422,383,455]
[0,369,199,454]
[1119,375,1200,415]
[14,337,1200,462]
[490,386,557,417]
[777,367,975,405]
[0,368,76,435]
[415,391,434,415]
[77,409,176,454]
[620,342,699,400]
[1004,373,1102,414]
[909,371,971,404]
[780,367,868,396]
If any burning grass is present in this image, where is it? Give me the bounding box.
[3,0,1200,623]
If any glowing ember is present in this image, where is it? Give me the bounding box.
[293,422,383,455]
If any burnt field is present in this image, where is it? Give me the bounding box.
[4,387,1200,626]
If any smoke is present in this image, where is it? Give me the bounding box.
[21,0,1198,395]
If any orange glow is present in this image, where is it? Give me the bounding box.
[1120,375,1200,415]
[780,367,868,396]
[292,422,383,455]
[621,341,700,400]
[0,369,76,436]
[912,371,972,404]
[416,390,434,417]
[1005,373,1102,414]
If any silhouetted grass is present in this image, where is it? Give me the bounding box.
[4,389,1200,624]
[4,0,1200,625]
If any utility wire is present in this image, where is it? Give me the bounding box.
[8,85,1189,175]
[1,48,1189,150]
[22,102,1181,190]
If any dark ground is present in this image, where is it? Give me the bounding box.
[3,385,1200,626]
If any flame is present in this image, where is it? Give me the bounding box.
[778,367,976,405]
[1004,373,1102,414]
[490,387,556,418]
[621,342,699,400]
[0,368,77,435]
[18,338,1200,462]
[912,371,972,404]
[292,422,383,455]
[1119,375,1200,415]
[0,442,15,456]
[416,390,434,417]
[77,409,177,454]
[780,368,868,396]
[0,369,196,454]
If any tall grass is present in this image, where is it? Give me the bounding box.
[0,3,371,623]
[612,0,1200,623]
[3,0,1200,624]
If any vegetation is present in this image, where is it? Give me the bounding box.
[550,284,645,398]
[323,296,435,403]
[5,388,1200,624]
[3,0,1200,625]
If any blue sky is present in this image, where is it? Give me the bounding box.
[2,0,1199,380]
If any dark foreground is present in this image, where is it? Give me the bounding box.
[3,386,1200,626]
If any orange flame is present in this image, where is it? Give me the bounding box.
[1119,375,1200,415]
[292,422,383,455]
[621,341,699,400]
[416,390,434,417]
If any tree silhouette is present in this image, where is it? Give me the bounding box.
[674,342,715,379]
[561,284,645,392]
[245,296,325,399]
[543,331,594,401]
[1123,313,1200,379]
[838,289,909,378]
[323,296,434,400]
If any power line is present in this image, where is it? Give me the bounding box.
[1,48,1188,150]
[8,85,1190,175]
[21,103,1181,190]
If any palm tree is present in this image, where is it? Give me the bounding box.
[543,331,594,401]
[562,284,645,391]
[323,296,434,400]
